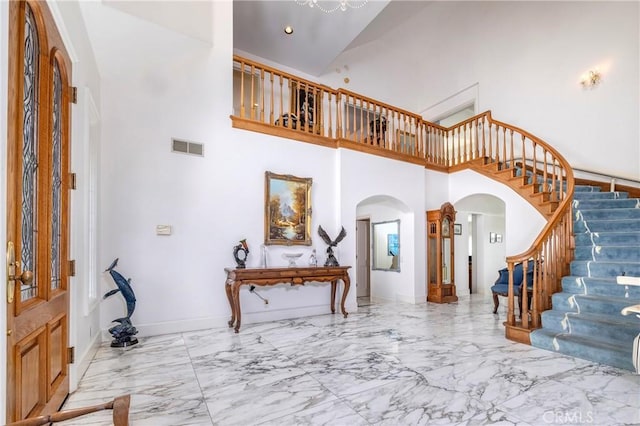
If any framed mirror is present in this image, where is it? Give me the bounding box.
[372,219,400,272]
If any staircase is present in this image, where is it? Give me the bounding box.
[530,185,640,371]
[470,159,562,218]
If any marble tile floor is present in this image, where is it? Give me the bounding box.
[60,295,640,425]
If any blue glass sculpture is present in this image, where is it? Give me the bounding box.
[104,258,138,347]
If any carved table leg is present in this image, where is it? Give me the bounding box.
[340,274,350,318]
[232,283,242,333]
[330,280,337,314]
[225,280,236,328]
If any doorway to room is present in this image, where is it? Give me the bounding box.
[436,103,475,127]
[356,218,371,306]
[454,195,506,297]
[355,195,412,305]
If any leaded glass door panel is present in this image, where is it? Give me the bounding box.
[6,1,72,422]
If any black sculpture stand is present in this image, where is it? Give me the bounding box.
[109,318,138,348]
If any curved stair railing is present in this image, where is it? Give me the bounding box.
[441,112,575,343]
[231,55,575,343]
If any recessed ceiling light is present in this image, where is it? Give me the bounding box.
[284,26,294,35]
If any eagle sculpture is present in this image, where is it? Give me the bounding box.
[318,225,347,266]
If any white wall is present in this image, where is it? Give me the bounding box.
[424,169,450,211]
[340,149,426,304]
[326,1,640,181]
[95,1,433,335]
[450,170,544,256]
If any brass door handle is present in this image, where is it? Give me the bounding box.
[12,268,34,285]
[7,242,33,304]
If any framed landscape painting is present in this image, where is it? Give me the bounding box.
[264,171,312,245]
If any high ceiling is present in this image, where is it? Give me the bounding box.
[79,1,432,79]
[234,0,432,76]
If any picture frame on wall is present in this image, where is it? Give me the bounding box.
[453,223,462,235]
[264,171,313,246]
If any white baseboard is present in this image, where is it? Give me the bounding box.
[396,293,426,304]
[370,294,425,304]
[101,316,228,341]
[100,305,359,339]
[70,332,101,392]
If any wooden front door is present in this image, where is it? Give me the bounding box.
[6,0,72,422]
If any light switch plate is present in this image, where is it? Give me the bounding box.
[156,225,172,236]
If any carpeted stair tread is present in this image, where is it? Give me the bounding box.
[539,311,639,350]
[573,191,628,200]
[573,198,640,210]
[551,292,640,317]
[561,275,640,298]
[570,260,640,278]
[574,185,601,192]
[530,185,640,371]
[530,329,634,371]
[574,231,640,247]
[541,309,640,331]
[574,218,640,232]
[574,245,640,262]
[575,207,640,221]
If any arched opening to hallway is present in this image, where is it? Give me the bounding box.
[453,194,506,301]
[355,195,413,306]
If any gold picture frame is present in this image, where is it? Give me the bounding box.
[264,171,312,246]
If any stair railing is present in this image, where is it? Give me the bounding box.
[335,88,428,162]
[440,112,575,341]
[232,56,338,145]
[443,112,574,341]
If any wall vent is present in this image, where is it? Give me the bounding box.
[172,138,204,157]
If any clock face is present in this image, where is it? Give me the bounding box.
[442,218,450,237]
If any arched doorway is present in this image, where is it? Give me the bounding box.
[453,194,506,297]
[356,195,413,304]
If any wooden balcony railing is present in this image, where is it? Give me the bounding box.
[231,55,575,342]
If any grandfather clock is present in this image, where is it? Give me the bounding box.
[427,202,458,303]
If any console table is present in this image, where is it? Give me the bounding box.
[224,266,351,333]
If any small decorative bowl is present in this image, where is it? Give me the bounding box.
[282,252,303,267]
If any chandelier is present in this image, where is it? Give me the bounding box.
[296,0,368,13]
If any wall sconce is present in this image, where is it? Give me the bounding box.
[580,70,601,88]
